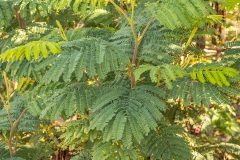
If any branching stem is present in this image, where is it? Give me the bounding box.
[1,72,27,157]
[130,17,154,88]
[109,1,154,88]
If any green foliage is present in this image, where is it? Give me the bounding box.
[65,27,114,41]
[37,38,129,84]
[189,66,239,87]
[0,1,14,32]
[140,125,193,160]
[13,0,106,19]
[71,149,92,160]
[3,59,41,82]
[219,143,240,158]
[92,141,139,160]
[27,83,98,120]
[146,0,218,30]
[0,22,51,53]
[0,97,41,132]
[224,41,240,68]
[59,120,98,151]
[5,157,26,160]
[0,141,10,159]
[90,85,166,147]
[135,64,186,89]
[0,41,61,61]
[212,107,240,136]
[0,0,240,159]
[168,77,240,107]
[221,0,240,10]
[84,9,117,26]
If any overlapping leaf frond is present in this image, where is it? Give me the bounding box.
[65,27,114,41]
[189,66,239,87]
[0,141,10,159]
[223,41,240,68]
[92,141,139,160]
[168,77,240,107]
[0,96,41,132]
[13,0,105,17]
[138,22,178,64]
[37,83,98,120]
[110,26,134,56]
[0,41,61,61]
[139,125,193,160]
[59,119,99,151]
[0,0,239,159]
[0,0,111,33]
[110,12,184,62]
[0,22,51,54]
[1,28,114,82]
[0,1,14,32]
[89,85,167,148]
[146,0,218,30]
[38,38,129,84]
[84,9,117,26]
[135,64,186,89]
[4,59,41,81]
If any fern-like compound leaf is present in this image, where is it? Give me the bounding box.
[0,1,14,33]
[39,38,129,84]
[27,83,98,121]
[139,125,193,160]
[168,77,239,107]
[0,96,42,132]
[111,111,127,141]
[92,141,139,160]
[135,64,186,89]
[0,41,61,61]
[90,85,167,148]
[146,0,216,30]
[189,66,238,87]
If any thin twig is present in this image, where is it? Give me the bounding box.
[109,0,131,23]
[8,108,27,157]
[1,74,14,157]
[94,76,102,88]
[130,18,154,88]
[13,108,27,129]
[131,0,135,21]
[6,105,14,157]
[109,0,138,49]
[131,17,154,64]
[139,17,154,43]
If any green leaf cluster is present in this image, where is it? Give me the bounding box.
[189,66,239,87]
[0,41,61,61]
[0,0,240,159]
[135,64,186,89]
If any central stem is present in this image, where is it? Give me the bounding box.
[109,0,154,88]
